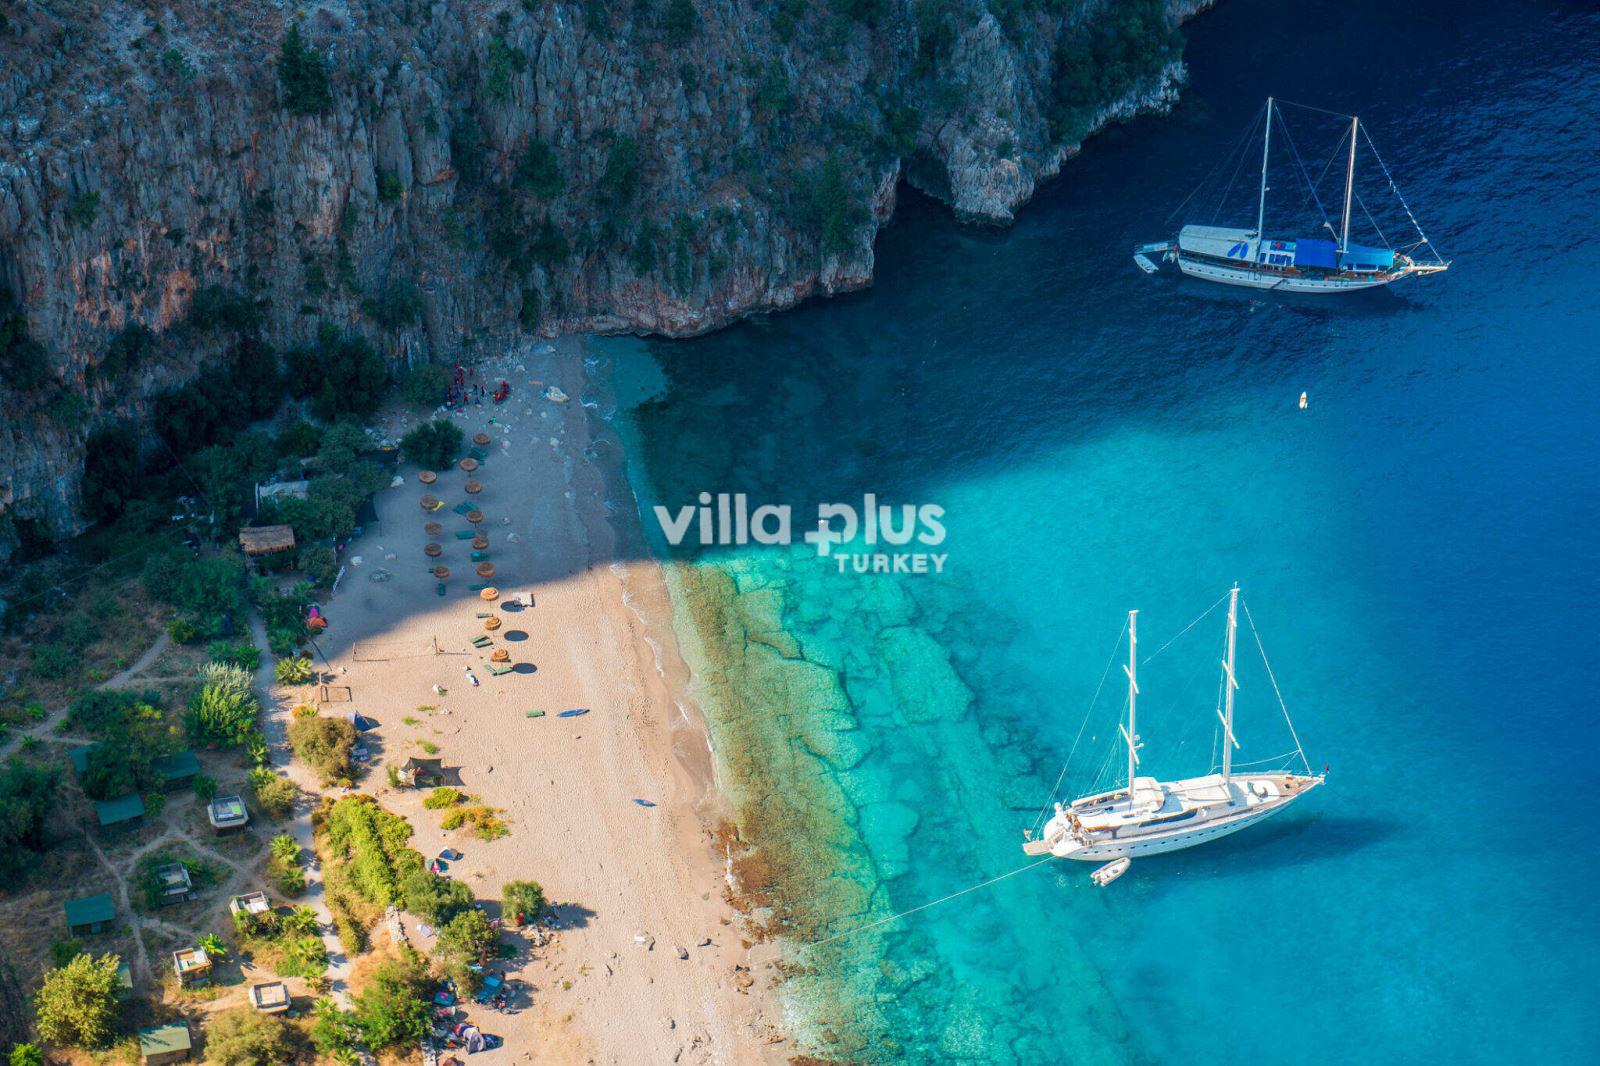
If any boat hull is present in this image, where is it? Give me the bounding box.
[1064,796,1295,860]
[1176,254,1396,292]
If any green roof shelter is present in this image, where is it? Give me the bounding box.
[152,751,201,790]
[115,959,134,999]
[69,743,99,776]
[94,794,145,833]
[64,893,116,935]
[138,1022,192,1064]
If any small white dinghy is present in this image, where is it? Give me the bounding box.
[1090,858,1130,887]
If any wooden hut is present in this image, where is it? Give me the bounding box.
[238,524,296,557]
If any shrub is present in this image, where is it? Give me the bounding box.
[400,419,464,469]
[0,759,59,875]
[202,1007,292,1066]
[33,953,121,1049]
[279,935,329,978]
[249,768,299,821]
[664,0,697,45]
[197,932,229,960]
[400,362,448,408]
[193,774,218,802]
[79,425,141,523]
[9,1044,44,1066]
[352,951,432,1050]
[284,324,387,421]
[310,998,359,1062]
[287,713,357,784]
[422,787,462,809]
[362,279,422,330]
[275,655,315,685]
[0,285,54,393]
[596,136,641,220]
[66,190,100,228]
[187,661,260,747]
[50,938,86,967]
[400,868,473,925]
[271,835,301,864]
[376,171,404,202]
[503,879,546,925]
[277,22,332,115]
[513,138,563,198]
[1047,0,1181,141]
[484,34,528,102]
[67,688,162,735]
[207,640,260,670]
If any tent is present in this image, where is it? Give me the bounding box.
[345,710,380,732]
[238,525,296,556]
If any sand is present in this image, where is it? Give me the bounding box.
[295,337,788,1064]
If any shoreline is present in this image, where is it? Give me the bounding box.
[300,335,789,1063]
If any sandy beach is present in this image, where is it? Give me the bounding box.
[291,337,788,1064]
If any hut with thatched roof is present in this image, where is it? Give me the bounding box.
[238,525,296,557]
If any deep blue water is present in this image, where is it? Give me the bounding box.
[605,0,1600,1060]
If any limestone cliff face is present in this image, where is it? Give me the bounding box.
[0,0,1207,550]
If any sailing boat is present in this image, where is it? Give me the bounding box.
[1133,98,1449,292]
[1023,586,1323,863]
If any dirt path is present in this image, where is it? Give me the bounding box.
[0,631,172,759]
[251,614,352,1005]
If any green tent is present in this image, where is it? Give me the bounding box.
[94,793,145,830]
[64,892,116,934]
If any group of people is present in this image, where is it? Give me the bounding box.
[443,363,512,409]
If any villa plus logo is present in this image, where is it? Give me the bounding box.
[653,493,949,574]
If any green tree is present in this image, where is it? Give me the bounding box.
[9,1045,44,1066]
[0,285,53,393]
[0,759,60,875]
[400,363,448,407]
[399,868,473,925]
[400,420,464,469]
[275,656,315,685]
[352,951,432,1050]
[203,1006,291,1066]
[664,0,697,45]
[310,998,359,1063]
[287,714,357,784]
[596,136,642,220]
[33,953,121,1050]
[436,909,498,995]
[277,22,332,115]
[503,879,546,925]
[186,662,260,748]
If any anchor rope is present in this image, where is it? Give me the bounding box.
[806,858,1057,949]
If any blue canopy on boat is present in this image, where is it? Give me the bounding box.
[1293,239,1338,268]
[1339,243,1396,270]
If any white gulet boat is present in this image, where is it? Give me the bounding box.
[1134,98,1449,292]
[1024,586,1323,863]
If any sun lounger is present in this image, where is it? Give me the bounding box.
[455,530,475,540]
[469,447,489,461]
[469,583,487,592]
[471,552,488,562]
[524,710,545,718]
[475,611,493,618]
[436,582,447,596]
[453,502,474,516]
[488,664,514,676]
[470,636,492,648]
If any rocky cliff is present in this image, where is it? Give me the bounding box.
[0,0,1207,552]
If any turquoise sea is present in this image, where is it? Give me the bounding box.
[598,0,1600,1061]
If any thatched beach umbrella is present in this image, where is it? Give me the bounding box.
[433,565,450,579]
[473,432,492,446]
[484,616,502,631]
[466,509,484,525]
[471,535,490,551]
[419,495,440,511]
[480,586,499,602]
[459,457,479,473]
[465,480,483,495]
[418,470,438,485]
[490,648,510,663]
[424,521,444,537]
[475,562,496,579]
[425,542,443,558]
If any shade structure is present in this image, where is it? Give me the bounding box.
[471,535,490,550]
[484,617,502,631]
[424,521,444,536]
[239,525,295,556]
[473,432,492,446]
[475,562,496,578]
[424,542,442,558]
[459,457,479,473]
[418,470,438,485]
[480,586,499,601]
[465,480,483,495]
[433,565,450,579]
[466,509,484,525]
[490,648,510,662]
[420,495,440,511]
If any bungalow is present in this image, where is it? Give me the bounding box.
[207,795,249,834]
[95,794,145,834]
[172,947,211,987]
[137,1022,192,1064]
[153,862,194,905]
[248,981,291,1014]
[64,893,116,936]
[152,751,201,791]
[228,891,272,918]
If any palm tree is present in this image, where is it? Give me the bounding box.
[282,906,320,936]
[197,932,229,960]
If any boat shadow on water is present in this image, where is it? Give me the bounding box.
[1169,276,1417,319]
[1112,814,1399,886]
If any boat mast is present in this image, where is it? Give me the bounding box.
[1339,115,1359,253]
[1254,98,1273,239]
[1219,585,1241,785]
[1121,610,1141,788]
